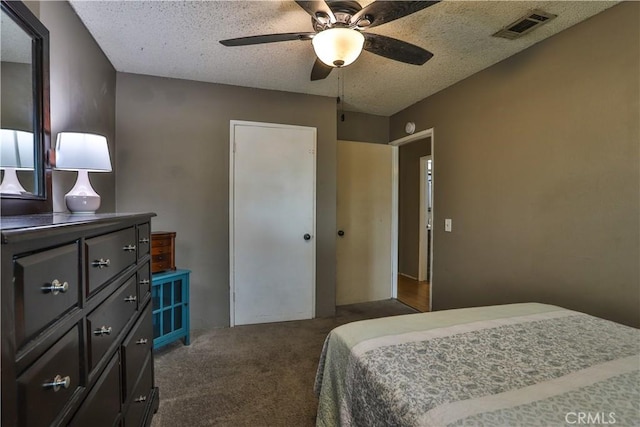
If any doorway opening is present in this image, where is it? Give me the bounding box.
[419,156,432,282]
[390,128,434,312]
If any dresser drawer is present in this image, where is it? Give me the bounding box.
[137,223,151,260]
[123,355,153,427]
[121,304,152,402]
[17,324,81,427]
[69,352,121,427]
[14,243,80,348]
[138,262,151,305]
[86,227,137,295]
[87,277,138,372]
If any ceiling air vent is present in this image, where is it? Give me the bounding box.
[493,9,557,40]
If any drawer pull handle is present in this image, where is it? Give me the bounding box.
[139,279,150,285]
[123,244,137,252]
[43,375,71,392]
[134,395,147,403]
[92,258,110,268]
[41,279,69,295]
[124,295,137,303]
[94,326,113,336]
[136,338,148,345]
[139,237,150,244]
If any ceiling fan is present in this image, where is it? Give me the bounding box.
[219,1,439,81]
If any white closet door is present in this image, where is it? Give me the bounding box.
[231,121,316,325]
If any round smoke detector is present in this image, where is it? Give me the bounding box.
[405,122,416,134]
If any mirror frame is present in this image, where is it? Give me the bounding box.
[1,0,52,216]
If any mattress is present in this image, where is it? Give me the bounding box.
[314,303,640,426]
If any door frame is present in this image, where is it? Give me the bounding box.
[229,120,317,327]
[389,128,434,309]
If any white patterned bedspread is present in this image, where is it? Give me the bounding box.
[314,303,640,426]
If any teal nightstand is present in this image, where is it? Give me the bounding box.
[151,269,190,349]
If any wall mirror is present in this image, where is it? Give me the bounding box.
[0,0,51,215]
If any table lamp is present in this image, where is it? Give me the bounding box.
[0,129,35,194]
[55,132,112,214]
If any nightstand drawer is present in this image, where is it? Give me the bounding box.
[86,227,137,295]
[17,324,82,427]
[87,277,138,372]
[14,243,80,348]
[121,304,152,402]
[69,352,121,427]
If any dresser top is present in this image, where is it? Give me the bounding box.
[1,212,156,243]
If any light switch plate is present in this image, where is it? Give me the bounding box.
[445,219,452,232]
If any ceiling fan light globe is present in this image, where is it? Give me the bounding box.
[312,28,364,68]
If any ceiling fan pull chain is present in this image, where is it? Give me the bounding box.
[341,69,346,122]
[337,72,341,106]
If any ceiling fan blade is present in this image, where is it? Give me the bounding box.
[295,1,336,25]
[220,32,315,47]
[311,58,333,81]
[363,33,433,65]
[351,1,439,29]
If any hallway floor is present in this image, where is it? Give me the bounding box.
[397,275,430,312]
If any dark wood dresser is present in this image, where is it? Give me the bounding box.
[1,213,159,426]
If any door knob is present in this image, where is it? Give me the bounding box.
[303,233,311,241]
[337,230,345,237]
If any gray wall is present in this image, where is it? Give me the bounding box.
[39,1,116,213]
[1,62,33,131]
[115,73,337,330]
[390,2,640,327]
[398,138,430,278]
[337,111,389,144]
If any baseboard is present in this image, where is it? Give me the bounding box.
[399,272,418,281]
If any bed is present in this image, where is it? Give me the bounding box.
[314,303,640,426]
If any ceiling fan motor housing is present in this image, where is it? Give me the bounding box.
[312,1,363,31]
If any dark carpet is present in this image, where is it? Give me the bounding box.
[150,300,416,427]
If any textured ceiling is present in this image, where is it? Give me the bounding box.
[69,1,618,116]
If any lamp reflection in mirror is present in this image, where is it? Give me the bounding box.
[55,132,112,214]
[312,28,365,67]
[0,129,35,194]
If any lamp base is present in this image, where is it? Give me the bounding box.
[65,194,101,214]
[65,170,101,214]
[0,168,29,194]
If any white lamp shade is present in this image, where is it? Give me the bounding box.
[55,132,112,172]
[312,28,365,67]
[0,129,34,169]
